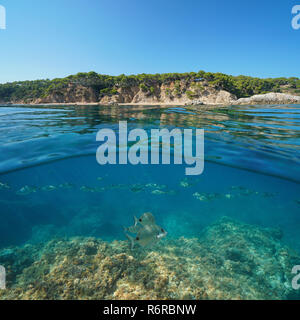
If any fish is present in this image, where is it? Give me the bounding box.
[138,212,156,225]
[130,184,145,193]
[124,212,167,249]
[230,186,247,191]
[0,182,10,190]
[58,183,74,189]
[124,212,155,233]
[41,185,57,192]
[94,187,105,193]
[193,192,218,201]
[179,178,194,188]
[16,185,37,195]
[80,186,96,193]
[261,192,276,198]
[151,189,165,195]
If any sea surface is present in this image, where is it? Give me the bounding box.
[0,104,300,299]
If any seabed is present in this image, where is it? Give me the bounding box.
[0,217,299,300]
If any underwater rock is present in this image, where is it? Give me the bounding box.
[0,217,298,300]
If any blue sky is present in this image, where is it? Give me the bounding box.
[0,0,299,83]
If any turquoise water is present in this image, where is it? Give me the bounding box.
[0,104,299,245]
[0,104,300,299]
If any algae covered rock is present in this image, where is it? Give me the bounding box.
[0,217,299,300]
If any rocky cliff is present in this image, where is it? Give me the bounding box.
[2,77,300,106]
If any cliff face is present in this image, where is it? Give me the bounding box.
[36,84,98,104]
[99,81,237,105]
[4,81,300,106]
[10,80,236,105]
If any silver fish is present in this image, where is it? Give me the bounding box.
[124,212,167,249]
[80,186,96,193]
[41,185,57,192]
[124,212,155,233]
[58,183,74,189]
[0,182,10,190]
[16,185,37,196]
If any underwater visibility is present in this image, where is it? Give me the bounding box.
[0,104,300,300]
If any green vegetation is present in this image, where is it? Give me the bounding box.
[186,90,196,100]
[173,80,182,97]
[165,88,172,97]
[139,83,148,92]
[99,88,118,97]
[0,70,300,102]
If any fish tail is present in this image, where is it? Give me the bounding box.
[125,233,135,249]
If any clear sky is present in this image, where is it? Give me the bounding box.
[0,0,299,83]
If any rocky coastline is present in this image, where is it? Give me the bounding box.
[3,91,300,107]
[1,72,300,106]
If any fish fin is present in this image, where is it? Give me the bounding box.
[134,216,139,226]
[125,233,135,249]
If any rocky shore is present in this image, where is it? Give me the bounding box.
[0,71,300,106]
[1,71,300,106]
[235,93,300,105]
[4,91,300,107]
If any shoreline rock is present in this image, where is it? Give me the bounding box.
[2,92,300,107]
[235,93,300,105]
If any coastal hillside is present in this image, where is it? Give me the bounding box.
[0,71,300,105]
